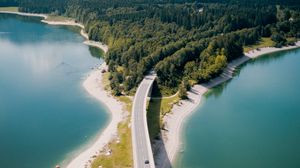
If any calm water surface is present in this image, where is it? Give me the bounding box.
[177,49,300,168]
[0,14,107,168]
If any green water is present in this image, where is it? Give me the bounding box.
[177,49,300,168]
[0,14,107,167]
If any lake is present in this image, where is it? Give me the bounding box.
[0,14,107,168]
[177,48,300,168]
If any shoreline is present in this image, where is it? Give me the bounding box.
[0,10,115,168]
[67,63,126,168]
[39,13,113,168]
[0,10,47,19]
[2,9,300,168]
[0,11,109,53]
[41,16,113,168]
[156,41,300,167]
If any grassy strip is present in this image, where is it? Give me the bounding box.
[97,71,181,165]
[244,37,276,52]
[44,15,74,22]
[0,7,18,12]
[91,71,133,168]
[147,81,180,140]
[91,109,132,168]
[287,37,297,44]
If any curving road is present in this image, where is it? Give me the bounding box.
[132,72,156,168]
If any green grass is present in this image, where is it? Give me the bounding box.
[147,95,179,140]
[118,96,132,112]
[0,7,18,12]
[244,37,276,52]
[44,15,74,22]
[147,98,161,140]
[102,71,133,111]
[287,37,297,44]
[147,81,180,140]
[116,66,124,72]
[91,72,133,168]
[91,119,133,168]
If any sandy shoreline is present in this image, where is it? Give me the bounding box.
[41,16,112,168]
[66,63,126,168]
[0,11,109,53]
[42,19,108,53]
[2,10,300,168]
[1,10,114,168]
[0,10,47,19]
[156,41,300,167]
[83,41,109,54]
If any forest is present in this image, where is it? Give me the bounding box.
[4,0,300,96]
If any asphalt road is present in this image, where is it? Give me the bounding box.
[132,73,156,168]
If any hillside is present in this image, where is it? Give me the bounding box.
[5,0,300,95]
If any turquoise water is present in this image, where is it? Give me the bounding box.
[177,49,300,168]
[0,14,107,168]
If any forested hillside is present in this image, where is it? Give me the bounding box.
[5,0,300,95]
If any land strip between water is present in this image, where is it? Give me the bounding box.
[1,8,300,168]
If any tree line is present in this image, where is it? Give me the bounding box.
[7,0,300,96]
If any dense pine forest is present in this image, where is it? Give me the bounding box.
[4,0,300,96]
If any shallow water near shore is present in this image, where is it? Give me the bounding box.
[0,14,107,167]
[177,48,300,168]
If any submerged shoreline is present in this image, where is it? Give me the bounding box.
[155,41,300,167]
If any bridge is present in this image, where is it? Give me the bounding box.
[131,72,156,168]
